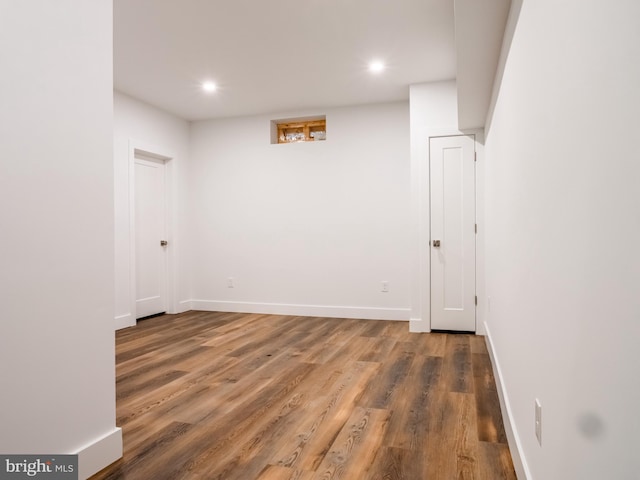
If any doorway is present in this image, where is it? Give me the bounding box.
[134,151,168,319]
[429,135,476,331]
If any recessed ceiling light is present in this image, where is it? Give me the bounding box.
[368,60,385,74]
[202,81,217,93]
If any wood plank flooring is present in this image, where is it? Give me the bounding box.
[91,311,516,480]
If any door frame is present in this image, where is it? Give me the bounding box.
[410,128,485,334]
[429,134,476,332]
[128,139,177,321]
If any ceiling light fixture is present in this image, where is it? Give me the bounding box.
[202,81,217,93]
[368,60,385,74]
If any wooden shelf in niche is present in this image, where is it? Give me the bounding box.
[275,117,326,143]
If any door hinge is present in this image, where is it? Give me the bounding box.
[475,295,478,306]
[474,152,477,162]
[475,223,478,234]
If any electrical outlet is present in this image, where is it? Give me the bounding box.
[535,399,542,446]
[381,281,389,293]
[227,277,235,288]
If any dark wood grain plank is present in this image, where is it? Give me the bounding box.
[367,446,415,480]
[311,407,391,480]
[424,391,479,479]
[385,354,442,453]
[472,352,508,443]
[357,342,415,409]
[469,334,488,355]
[442,334,474,393]
[255,465,315,480]
[477,442,517,480]
[270,361,380,471]
[92,421,195,480]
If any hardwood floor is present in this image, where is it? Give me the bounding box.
[91,311,516,480]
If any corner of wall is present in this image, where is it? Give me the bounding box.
[177,300,193,314]
[75,427,122,480]
[114,313,135,330]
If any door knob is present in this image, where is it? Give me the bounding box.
[432,240,441,247]
[160,240,168,247]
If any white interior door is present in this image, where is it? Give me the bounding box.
[430,135,476,331]
[135,154,167,319]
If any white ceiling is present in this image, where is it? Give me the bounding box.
[114,0,457,121]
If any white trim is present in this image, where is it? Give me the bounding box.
[178,299,193,313]
[75,427,122,480]
[190,299,410,321]
[127,141,136,321]
[484,321,531,480]
[412,128,484,332]
[114,313,134,330]
[409,318,430,332]
[474,131,486,336]
[128,139,179,319]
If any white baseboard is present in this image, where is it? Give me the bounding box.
[116,301,195,329]
[409,319,486,334]
[75,427,122,480]
[189,299,410,321]
[178,299,193,313]
[483,321,531,480]
[114,313,134,330]
[409,318,430,332]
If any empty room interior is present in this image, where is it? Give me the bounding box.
[1,0,639,479]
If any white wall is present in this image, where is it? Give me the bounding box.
[114,91,191,328]
[0,2,121,478]
[484,0,640,478]
[409,81,485,333]
[187,102,410,320]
